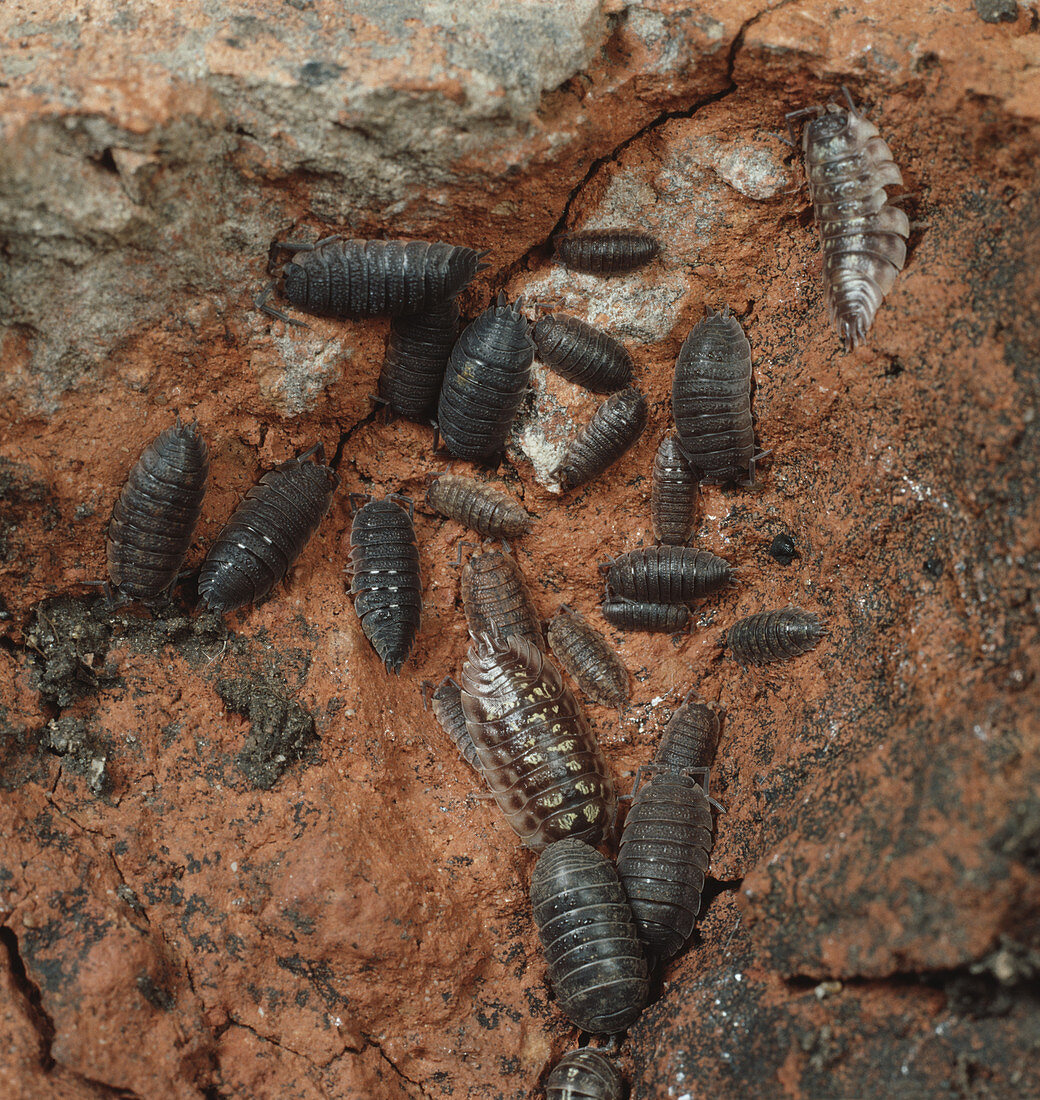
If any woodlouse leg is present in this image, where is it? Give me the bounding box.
[420,679,435,711]
[254,283,307,327]
[348,491,372,514]
[784,104,824,145]
[293,442,325,465]
[385,492,415,520]
[450,540,479,566]
[840,84,857,112]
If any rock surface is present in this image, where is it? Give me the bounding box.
[2,1,1039,1098]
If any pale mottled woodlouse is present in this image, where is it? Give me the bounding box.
[106,420,209,604]
[436,292,535,460]
[529,838,649,1032]
[377,298,459,421]
[545,1049,623,1100]
[460,633,616,850]
[606,547,732,606]
[347,498,423,674]
[429,677,481,772]
[531,313,634,393]
[651,433,700,546]
[198,444,338,614]
[555,229,660,275]
[426,473,531,539]
[788,89,909,349]
[727,608,824,666]
[601,597,690,634]
[460,547,543,651]
[554,387,648,492]
[672,307,758,486]
[547,604,630,708]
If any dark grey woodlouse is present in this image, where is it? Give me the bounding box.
[531,313,634,393]
[430,677,481,772]
[377,299,459,421]
[461,634,616,851]
[656,695,721,772]
[436,293,535,460]
[651,433,700,546]
[672,307,758,486]
[555,229,660,276]
[529,839,649,1032]
[727,608,825,666]
[264,237,484,322]
[601,598,690,633]
[106,420,209,604]
[547,605,630,709]
[460,548,543,651]
[347,499,423,674]
[198,444,338,614]
[545,1049,623,1100]
[788,90,909,349]
[426,474,531,539]
[768,532,799,566]
[554,387,648,492]
[606,547,732,606]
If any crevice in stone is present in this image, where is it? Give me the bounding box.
[331,402,387,474]
[362,1033,431,1099]
[0,925,56,1072]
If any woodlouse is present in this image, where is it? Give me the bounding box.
[606,547,732,606]
[554,387,648,492]
[547,605,630,708]
[789,89,909,349]
[531,313,634,393]
[555,229,660,276]
[460,548,543,651]
[430,677,481,772]
[727,608,825,666]
[348,499,423,674]
[768,532,799,566]
[672,307,758,486]
[651,433,700,546]
[460,633,616,851]
[529,838,649,1032]
[264,237,484,321]
[545,1049,623,1100]
[436,292,535,460]
[601,598,690,633]
[106,420,209,604]
[426,474,531,539]
[377,299,459,420]
[198,444,338,614]
[655,695,721,772]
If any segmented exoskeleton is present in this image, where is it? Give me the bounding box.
[532,313,634,393]
[426,474,531,539]
[651,433,700,545]
[606,547,732,606]
[727,608,824,666]
[460,548,543,651]
[554,387,648,492]
[378,299,459,420]
[430,677,481,772]
[655,695,721,772]
[555,229,660,275]
[545,1049,623,1100]
[547,604,630,708]
[601,598,690,633]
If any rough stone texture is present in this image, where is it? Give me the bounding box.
[2,1,1040,1098]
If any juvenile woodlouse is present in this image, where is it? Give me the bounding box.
[436,293,535,460]
[263,237,484,322]
[651,433,700,546]
[531,313,634,393]
[545,1049,623,1100]
[655,695,721,772]
[547,605,630,709]
[430,677,481,772]
[554,387,648,492]
[727,608,825,666]
[377,299,459,420]
[529,839,649,1032]
[460,633,616,851]
[426,473,531,539]
[198,444,337,614]
[768,532,799,566]
[348,499,423,674]
[789,89,909,349]
[672,307,758,486]
[601,598,690,634]
[106,420,209,604]
[606,547,732,606]
[460,548,543,651]
[555,229,660,276]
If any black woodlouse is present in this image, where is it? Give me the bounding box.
[554,387,648,492]
[672,307,758,486]
[531,313,634,393]
[347,499,423,674]
[426,474,531,539]
[601,598,690,634]
[547,605,630,709]
[460,633,616,851]
[106,420,209,604]
[655,695,721,772]
[788,89,909,349]
[460,547,543,651]
[198,444,338,614]
[606,547,732,606]
[529,838,650,1032]
[768,532,798,566]
[377,299,459,421]
[436,292,535,460]
[727,608,825,666]
[545,1049,623,1100]
[651,433,700,546]
[262,237,484,322]
[555,229,660,276]
[430,676,481,772]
